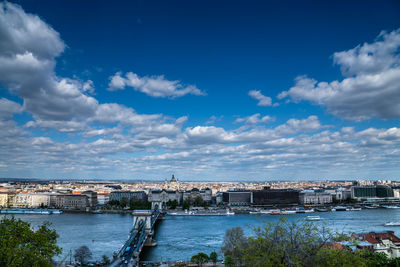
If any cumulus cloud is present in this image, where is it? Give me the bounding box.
[0,98,23,119]
[248,90,273,106]
[2,2,400,180]
[279,29,400,121]
[108,71,206,98]
[235,113,274,125]
[0,2,99,122]
[0,2,181,135]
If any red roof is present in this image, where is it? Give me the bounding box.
[355,232,400,244]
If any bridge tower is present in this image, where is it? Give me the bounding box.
[151,201,163,211]
[132,210,157,247]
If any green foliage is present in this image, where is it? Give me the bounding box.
[193,196,204,207]
[108,200,120,206]
[101,254,111,265]
[209,251,218,265]
[74,245,92,265]
[0,216,61,267]
[129,199,151,210]
[120,197,128,208]
[166,199,179,209]
[363,251,400,267]
[191,252,209,266]
[221,226,247,265]
[182,200,190,210]
[220,216,391,267]
[224,255,234,267]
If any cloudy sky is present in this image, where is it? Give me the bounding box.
[0,1,400,181]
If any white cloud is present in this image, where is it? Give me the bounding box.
[108,71,206,98]
[0,98,23,119]
[248,90,273,106]
[279,29,400,121]
[0,2,99,122]
[235,113,274,125]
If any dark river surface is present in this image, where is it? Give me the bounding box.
[2,208,400,262]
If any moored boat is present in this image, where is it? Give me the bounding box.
[226,208,235,215]
[281,209,296,215]
[333,206,347,211]
[315,207,329,212]
[270,209,281,215]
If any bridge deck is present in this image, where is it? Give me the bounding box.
[111,208,161,267]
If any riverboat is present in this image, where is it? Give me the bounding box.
[333,206,347,211]
[281,209,296,215]
[0,208,62,214]
[315,207,330,212]
[226,209,235,215]
[382,205,400,209]
[384,222,400,226]
[306,216,321,221]
[270,209,281,215]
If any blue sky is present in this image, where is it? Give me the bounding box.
[0,0,400,181]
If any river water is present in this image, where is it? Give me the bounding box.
[2,209,400,262]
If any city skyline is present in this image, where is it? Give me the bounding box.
[1,1,400,180]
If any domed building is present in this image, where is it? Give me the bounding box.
[164,174,180,190]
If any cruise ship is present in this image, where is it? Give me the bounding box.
[0,209,63,214]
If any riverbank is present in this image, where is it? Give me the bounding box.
[4,208,400,263]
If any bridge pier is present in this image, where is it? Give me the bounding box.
[132,210,158,247]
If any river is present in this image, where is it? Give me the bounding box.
[2,208,400,262]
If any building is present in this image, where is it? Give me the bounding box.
[222,191,252,205]
[351,185,394,199]
[352,231,400,259]
[252,187,299,205]
[12,193,50,208]
[183,188,212,205]
[49,194,88,211]
[164,174,180,190]
[0,192,8,207]
[109,191,147,203]
[148,189,182,205]
[81,191,98,208]
[300,190,332,205]
[97,192,110,205]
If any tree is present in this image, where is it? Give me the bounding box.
[222,217,373,267]
[0,217,61,267]
[221,227,247,265]
[129,199,151,210]
[182,200,190,210]
[209,251,218,266]
[108,200,120,206]
[166,199,178,209]
[193,196,203,207]
[120,197,128,208]
[101,254,111,265]
[74,245,92,265]
[191,252,209,267]
[224,255,234,267]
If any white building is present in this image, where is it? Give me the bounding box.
[353,231,400,259]
[148,189,182,205]
[13,193,50,208]
[299,190,332,205]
